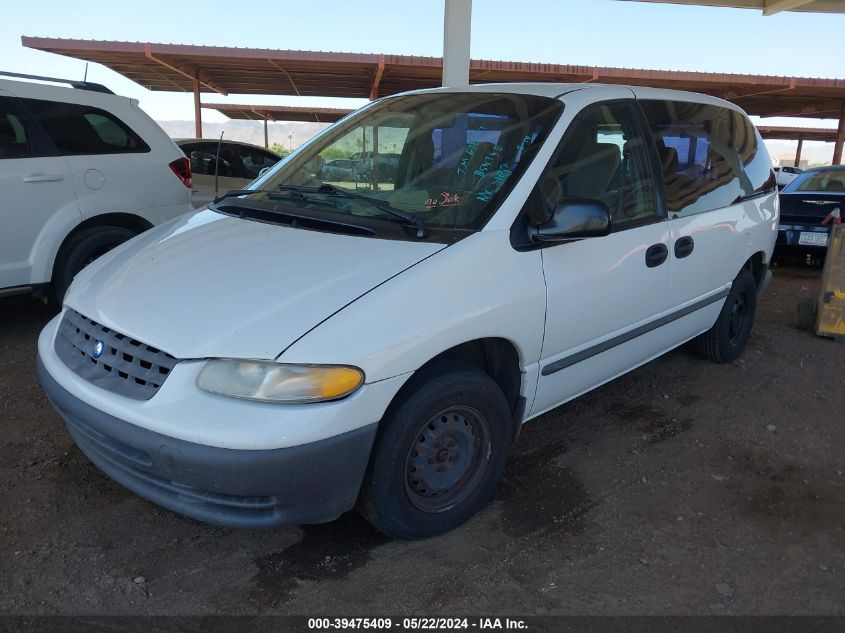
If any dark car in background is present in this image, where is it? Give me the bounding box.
[777,166,845,263]
[320,158,358,181]
[176,139,280,208]
[353,152,400,182]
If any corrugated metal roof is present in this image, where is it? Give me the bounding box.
[758,125,839,141]
[620,0,845,16]
[203,103,353,123]
[20,36,845,118]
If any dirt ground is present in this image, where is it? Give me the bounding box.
[1,265,843,616]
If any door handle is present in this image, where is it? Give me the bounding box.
[645,243,669,268]
[674,236,695,259]
[22,173,64,183]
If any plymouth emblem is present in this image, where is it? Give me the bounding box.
[92,339,105,359]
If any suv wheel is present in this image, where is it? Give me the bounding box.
[52,226,137,304]
[695,269,758,363]
[359,360,513,539]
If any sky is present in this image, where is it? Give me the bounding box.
[3,0,844,158]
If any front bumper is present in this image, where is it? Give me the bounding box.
[37,355,378,528]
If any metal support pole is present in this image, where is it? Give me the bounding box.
[370,56,385,101]
[193,72,202,139]
[372,125,379,191]
[833,101,845,166]
[264,119,269,149]
[794,136,803,168]
[442,0,472,87]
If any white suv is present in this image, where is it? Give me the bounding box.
[774,165,802,189]
[0,73,193,301]
[37,84,778,539]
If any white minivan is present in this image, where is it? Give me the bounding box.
[0,73,193,301]
[37,84,778,539]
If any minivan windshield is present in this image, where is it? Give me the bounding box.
[782,168,845,194]
[230,92,563,238]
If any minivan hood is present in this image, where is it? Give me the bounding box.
[65,210,445,360]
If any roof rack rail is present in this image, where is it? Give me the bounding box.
[0,70,113,94]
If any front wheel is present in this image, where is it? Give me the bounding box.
[359,360,513,539]
[695,269,758,363]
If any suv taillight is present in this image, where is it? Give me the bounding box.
[169,157,192,188]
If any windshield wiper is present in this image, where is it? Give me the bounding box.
[276,184,428,239]
[213,187,338,210]
[213,201,377,236]
[214,184,428,238]
[211,189,266,204]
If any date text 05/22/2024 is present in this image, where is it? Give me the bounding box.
[307,617,529,630]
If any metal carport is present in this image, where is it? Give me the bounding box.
[20,36,845,162]
[201,104,353,149]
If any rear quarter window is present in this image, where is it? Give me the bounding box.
[22,98,150,155]
[0,97,31,159]
[640,100,775,216]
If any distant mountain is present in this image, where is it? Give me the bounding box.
[763,139,834,166]
[156,119,330,150]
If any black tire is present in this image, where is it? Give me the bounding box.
[695,269,758,363]
[359,360,513,539]
[52,226,138,304]
[795,296,817,331]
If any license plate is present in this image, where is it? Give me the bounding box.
[798,231,828,247]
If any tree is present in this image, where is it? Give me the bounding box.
[270,143,291,158]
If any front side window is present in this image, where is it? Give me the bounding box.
[182,142,217,176]
[783,169,845,193]
[538,102,658,226]
[214,144,249,179]
[237,147,280,180]
[246,92,563,235]
[640,100,775,216]
[21,98,150,155]
[183,142,254,179]
[0,98,31,159]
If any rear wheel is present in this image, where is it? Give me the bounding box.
[695,269,757,363]
[359,360,513,539]
[52,226,137,304]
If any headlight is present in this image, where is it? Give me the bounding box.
[196,360,364,403]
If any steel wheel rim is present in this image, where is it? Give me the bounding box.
[728,293,748,344]
[404,406,491,513]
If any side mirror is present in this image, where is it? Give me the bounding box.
[531,199,611,243]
